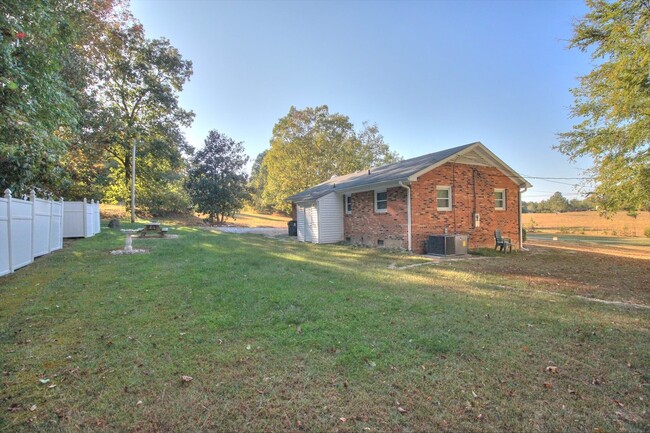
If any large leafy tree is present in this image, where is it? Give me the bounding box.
[186,130,249,225]
[261,105,400,213]
[88,23,194,220]
[557,0,650,212]
[248,150,273,213]
[0,0,117,195]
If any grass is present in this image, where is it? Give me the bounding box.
[1,224,649,432]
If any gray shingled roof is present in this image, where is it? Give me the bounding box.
[287,142,477,202]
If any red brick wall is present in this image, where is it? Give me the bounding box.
[411,162,521,253]
[342,163,521,253]
[343,187,408,249]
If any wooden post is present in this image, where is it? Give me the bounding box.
[131,143,136,223]
[5,189,13,273]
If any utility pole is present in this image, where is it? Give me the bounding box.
[131,142,136,223]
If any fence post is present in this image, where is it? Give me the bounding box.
[5,189,13,273]
[30,189,35,263]
[91,199,95,235]
[83,197,88,238]
[48,195,53,253]
[60,197,64,249]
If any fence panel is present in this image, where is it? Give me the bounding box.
[1,190,100,277]
[63,201,85,238]
[33,198,52,257]
[10,197,33,271]
[50,200,63,251]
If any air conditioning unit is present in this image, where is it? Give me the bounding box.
[426,234,468,255]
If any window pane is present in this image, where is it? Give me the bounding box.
[494,190,505,208]
[377,192,387,201]
[436,187,450,209]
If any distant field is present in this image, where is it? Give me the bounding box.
[99,204,290,228]
[523,211,650,237]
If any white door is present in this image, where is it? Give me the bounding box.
[305,206,313,242]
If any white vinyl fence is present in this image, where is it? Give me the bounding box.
[1,189,64,277]
[1,190,102,277]
[63,198,100,238]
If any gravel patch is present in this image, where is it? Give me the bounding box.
[210,226,285,236]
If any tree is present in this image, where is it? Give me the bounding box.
[547,192,570,213]
[186,130,249,225]
[248,150,273,213]
[557,0,650,213]
[90,23,194,221]
[0,0,117,195]
[262,105,401,213]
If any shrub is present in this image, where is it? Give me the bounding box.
[522,228,527,242]
[645,227,650,238]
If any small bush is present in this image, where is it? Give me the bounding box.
[645,227,650,238]
[522,228,527,242]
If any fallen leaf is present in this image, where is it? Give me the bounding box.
[397,406,407,414]
[613,399,624,408]
[543,382,553,389]
[39,378,50,384]
[545,366,558,374]
[472,391,479,399]
[296,325,302,335]
[568,387,576,395]
[592,378,601,385]
[30,405,37,412]
[136,400,143,406]
[181,375,193,383]
[47,384,57,389]
[477,413,484,421]
[339,417,347,422]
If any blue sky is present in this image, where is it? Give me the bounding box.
[130,0,593,201]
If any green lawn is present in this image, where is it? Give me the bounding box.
[1,225,648,432]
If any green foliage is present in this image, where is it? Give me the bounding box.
[0,0,116,195]
[248,150,273,213]
[88,23,194,215]
[523,193,595,213]
[557,0,650,213]
[261,105,401,213]
[186,130,249,224]
[644,227,650,238]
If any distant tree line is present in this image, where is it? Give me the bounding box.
[523,192,595,213]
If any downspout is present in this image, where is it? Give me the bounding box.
[399,182,412,252]
[519,185,528,251]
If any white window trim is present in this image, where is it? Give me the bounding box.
[436,185,452,211]
[375,189,388,213]
[344,194,352,214]
[494,188,506,210]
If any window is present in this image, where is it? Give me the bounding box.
[494,189,506,210]
[375,190,387,213]
[436,186,452,211]
[344,194,352,214]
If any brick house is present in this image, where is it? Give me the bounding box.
[287,142,531,253]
